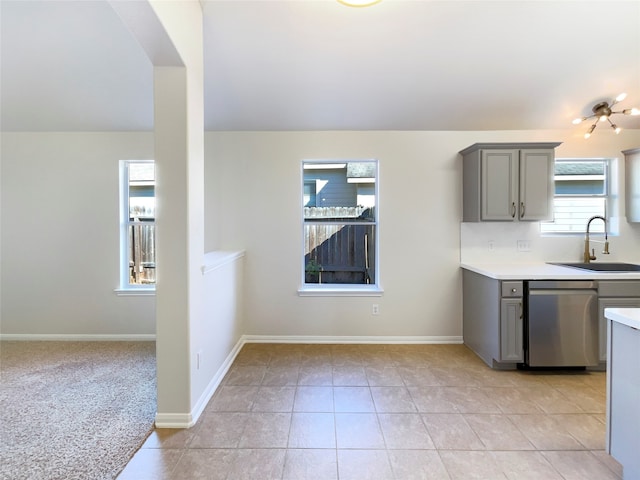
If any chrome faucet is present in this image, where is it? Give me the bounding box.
[583,215,610,263]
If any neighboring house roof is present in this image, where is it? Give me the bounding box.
[555,162,604,176]
[129,163,155,182]
[347,162,376,179]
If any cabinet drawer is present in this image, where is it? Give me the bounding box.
[502,281,523,297]
[599,281,640,297]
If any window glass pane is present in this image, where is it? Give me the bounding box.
[554,160,606,195]
[541,159,608,234]
[129,193,155,219]
[125,161,155,287]
[304,224,375,284]
[303,161,376,223]
[304,182,316,207]
[128,223,156,284]
[302,160,377,286]
[543,198,606,233]
[129,162,155,182]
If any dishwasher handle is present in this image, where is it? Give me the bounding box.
[528,280,597,290]
[529,289,598,296]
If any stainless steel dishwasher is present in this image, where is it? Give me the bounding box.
[526,280,599,367]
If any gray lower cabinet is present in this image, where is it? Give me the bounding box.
[463,270,523,368]
[500,297,523,362]
[598,281,640,364]
[599,298,640,362]
[463,275,640,369]
[606,319,640,479]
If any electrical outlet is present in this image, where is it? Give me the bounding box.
[372,304,380,315]
[517,240,531,252]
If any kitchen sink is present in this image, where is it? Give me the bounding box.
[551,262,640,272]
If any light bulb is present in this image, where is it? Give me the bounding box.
[616,93,627,102]
[615,127,621,134]
[572,118,583,125]
[599,115,608,122]
[584,132,591,139]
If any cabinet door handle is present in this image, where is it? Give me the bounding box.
[519,302,523,319]
[520,202,525,218]
[511,202,516,218]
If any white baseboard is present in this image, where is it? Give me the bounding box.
[241,335,463,344]
[155,336,246,429]
[0,333,462,345]
[0,333,156,341]
[154,413,195,429]
[189,338,245,425]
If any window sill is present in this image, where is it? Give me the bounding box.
[298,285,384,297]
[114,288,156,297]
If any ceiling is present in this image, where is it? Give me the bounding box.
[2,0,640,132]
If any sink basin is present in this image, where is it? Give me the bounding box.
[551,262,640,272]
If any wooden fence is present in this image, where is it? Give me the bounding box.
[129,223,156,284]
[304,206,372,221]
[304,223,375,284]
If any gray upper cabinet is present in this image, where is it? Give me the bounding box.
[480,149,518,221]
[460,142,561,222]
[623,147,640,223]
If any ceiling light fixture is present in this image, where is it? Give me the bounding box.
[573,93,640,139]
[337,0,382,7]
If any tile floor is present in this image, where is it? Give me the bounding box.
[117,343,622,480]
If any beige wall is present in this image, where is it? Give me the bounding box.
[2,129,639,339]
[204,129,640,340]
[1,132,156,336]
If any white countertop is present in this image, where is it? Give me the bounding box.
[605,308,640,330]
[461,262,640,280]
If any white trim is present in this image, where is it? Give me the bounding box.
[347,177,375,183]
[189,337,245,423]
[114,288,156,296]
[301,158,380,291]
[298,286,384,297]
[119,159,156,290]
[0,333,156,341]
[241,335,463,345]
[154,413,195,429]
[201,250,245,275]
[555,175,605,182]
[155,336,245,429]
[303,163,347,170]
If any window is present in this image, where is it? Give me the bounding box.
[304,181,317,207]
[540,159,608,234]
[301,160,379,293]
[120,160,155,290]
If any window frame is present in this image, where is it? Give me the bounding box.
[298,159,383,297]
[540,158,610,235]
[116,160,156,295]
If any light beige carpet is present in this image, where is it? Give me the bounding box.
[0,341,156,480]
